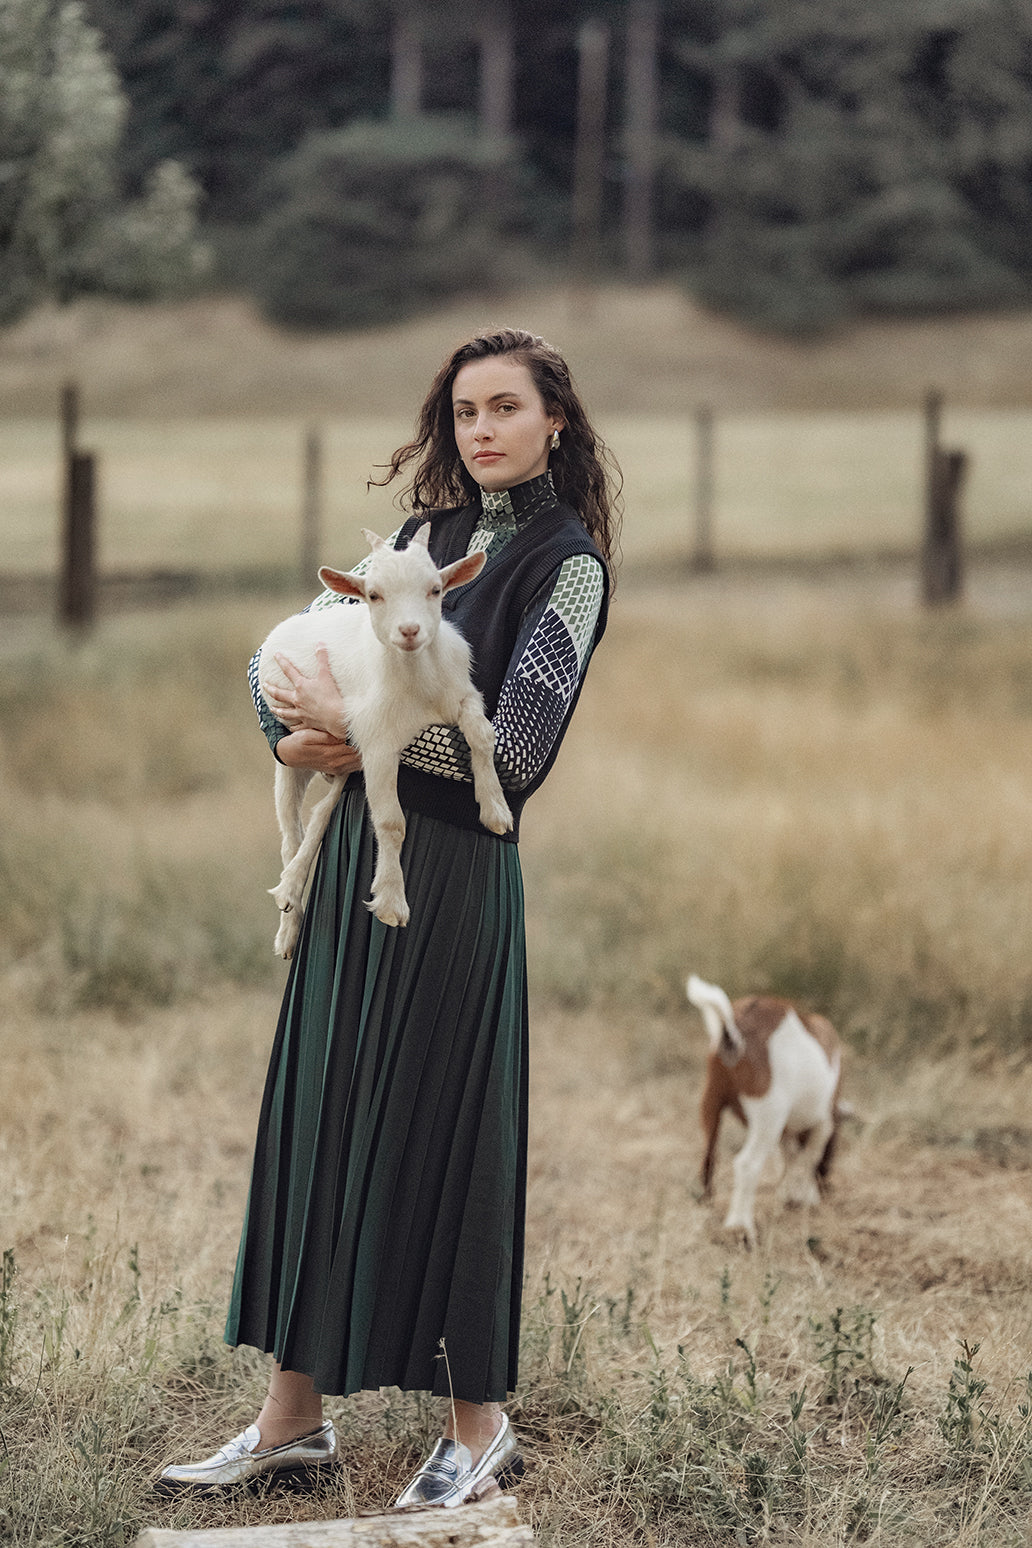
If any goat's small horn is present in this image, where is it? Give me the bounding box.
[361,528,385,550]
[412,522,431,547]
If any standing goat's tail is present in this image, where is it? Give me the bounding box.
[686,974,745,1061]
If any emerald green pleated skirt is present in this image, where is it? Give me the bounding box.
[224,781,528,1403]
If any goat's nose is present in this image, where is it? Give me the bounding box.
[399,622,420,639]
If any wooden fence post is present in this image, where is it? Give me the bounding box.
[59,381,97,632]
[690,404,715,571]
[920,390,967,606]
[922,447,967,605]
[61,379,79,463]
[132,1491,533,1546]
[301,425,324,587]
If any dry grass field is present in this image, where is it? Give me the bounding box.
[2,292,1032,1545]
[3,565,1032,1546]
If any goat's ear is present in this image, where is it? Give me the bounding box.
[412,522,432,548]
[361,528,386,552]
[439,550,487,593]
[319,565,365,600]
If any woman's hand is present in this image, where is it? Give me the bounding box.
[266,644,346,738]
[276,729,363,778]
[266,645,362,776]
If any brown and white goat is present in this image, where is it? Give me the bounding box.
[686,975,843,1248]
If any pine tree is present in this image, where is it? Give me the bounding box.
[0,0,208,321]
[249,115,518,328]
[659,0,1032,329]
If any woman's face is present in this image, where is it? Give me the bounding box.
[451,356,564,493]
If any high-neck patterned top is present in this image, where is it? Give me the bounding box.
[248,471,606,796]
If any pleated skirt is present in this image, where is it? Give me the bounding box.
[224,780,528,1403]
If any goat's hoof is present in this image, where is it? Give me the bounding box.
[724,1219,757,1250]
[268,885,295,914]
[481,801,514,835]
[367,895,410,929]
[274,914,301,957]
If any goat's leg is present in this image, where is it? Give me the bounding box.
[455,692,512,835]
[725,1098,787,1249]
[270,763,313,958]
[269,775,346,955]
[699,1085,723,1200]
[815,1121,840,1194]
[273,764,312,870]
[362,750,409,927]
[784,1115,835,1208]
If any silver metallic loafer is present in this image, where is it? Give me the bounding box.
[154,1419,336,1495]
[395,1412,523,1509]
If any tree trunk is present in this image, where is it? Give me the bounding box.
[709,63,742,153]
[570,18,609,301]
[391,3,422,119]
[706,61,742,253]
[478,0,515,218]
[478,0,514,141]
[622,0,660,281]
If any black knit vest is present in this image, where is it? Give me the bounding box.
[389,498,610,841]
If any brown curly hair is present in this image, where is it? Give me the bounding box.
[370,327,622,579]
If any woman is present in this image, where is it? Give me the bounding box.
[156,327,620,1507]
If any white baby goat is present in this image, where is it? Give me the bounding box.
[257,525,512,957]
[686,974,843,1249]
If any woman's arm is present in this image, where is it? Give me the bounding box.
[399,551,605,790]
[264,644,363,777]
[274,729,363,777]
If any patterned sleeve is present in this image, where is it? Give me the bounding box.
[399,551,606,791]
[246,533,398,754]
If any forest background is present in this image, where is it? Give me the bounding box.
[7,0,1032,336]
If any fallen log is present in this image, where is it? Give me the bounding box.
[132,1492,533,1548]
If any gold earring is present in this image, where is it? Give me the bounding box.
[550,429,560,451]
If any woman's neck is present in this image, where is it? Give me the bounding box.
[479,470,557,526]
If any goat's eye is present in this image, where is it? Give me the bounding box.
[368,591,381,603]
[430,585,442,597]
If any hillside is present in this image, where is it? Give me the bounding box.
[2,285,1032,418]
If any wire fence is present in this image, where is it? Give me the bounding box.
[2,397,1031,620]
